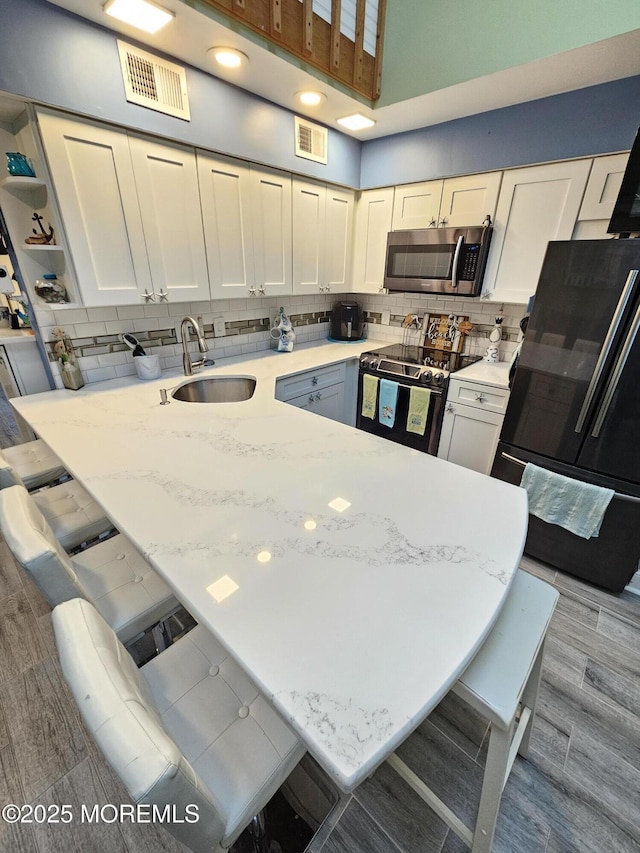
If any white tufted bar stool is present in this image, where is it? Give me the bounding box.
[2,439,67,490]
[0,448,113,551]
[0,484,178,644]
[387,570,559,853]
[53,597,306,853]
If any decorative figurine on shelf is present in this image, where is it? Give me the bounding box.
[6,152,35,177]
[25,212,55,246]
[51,327,84,390]
[483,310,504,363]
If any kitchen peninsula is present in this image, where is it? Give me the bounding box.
[12,341,528,791]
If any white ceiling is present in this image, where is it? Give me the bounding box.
[19,3,640,140]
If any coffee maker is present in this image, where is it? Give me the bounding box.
[330,301,364,341]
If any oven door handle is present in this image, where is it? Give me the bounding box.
[450,235,464,289]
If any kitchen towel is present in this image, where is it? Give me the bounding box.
[520,463,615,539]
[406,386,431,436]
[361,374,379,419]
[379,379,399,428]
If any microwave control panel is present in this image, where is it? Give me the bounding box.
[460,244,481,280]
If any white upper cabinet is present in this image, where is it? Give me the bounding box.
[482,159,592,304]
[37,110,152,306]
[197,151,255,299]
[391,172,501,230]
[351,187,394,292]
[439,172,502,228]
[391,180,442,230]
[250,165,292,297]
[573,152,629,240]
[128,136,210,303]
[292,178,354,295]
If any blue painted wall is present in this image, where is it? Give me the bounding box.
[0,0,361,187]
[361,76,640,188]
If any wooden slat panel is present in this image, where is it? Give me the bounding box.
[330,0,341,70]
[271,0,282,36]
[198,0,381,100]
[303,0,314,54]
[353,0,366,85]
[373,0,387,98]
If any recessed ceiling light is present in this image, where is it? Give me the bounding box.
[337,113,376,131]
[297,91,326,107]
[208,47,249,69]
[103,0,174,34]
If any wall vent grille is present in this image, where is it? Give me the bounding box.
[117,41,190,121]
[295,117,328,164]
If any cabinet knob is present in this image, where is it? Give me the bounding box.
[158,289,169,302]
[429,218,437,227]
[439,217,448,226]
[142,289,156,303]
[315,392,322,401]
[475,393,486,403]
[248,287,256,297]
[446,403,454,413]
[258,285,266,295]
[311,376,318,385]
[308,394,315,404]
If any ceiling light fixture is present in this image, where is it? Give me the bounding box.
[297,91,326,107]
[103,0,174,34]
[208,47,249,69]
[337,113,376,131]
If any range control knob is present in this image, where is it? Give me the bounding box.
[434,372,445,385]
[421,370,433,384]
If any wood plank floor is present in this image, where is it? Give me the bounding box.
[0,534,638,853]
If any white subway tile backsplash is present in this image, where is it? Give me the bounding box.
[84,366,117,383]
[131,317,160,332]
[87,307,118,322]
[98,352,128,367]
[104,320,133,335]
[50,308,88,324]
[74,321,107,337]
[115,363,137,377]
[143,304,170,318]
[116,306,144,321]
[77,355,101,370]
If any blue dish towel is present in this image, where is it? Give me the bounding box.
[378,379,399,428]
[520,463,615,539]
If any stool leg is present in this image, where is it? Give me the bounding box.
[518,638,546,759]
[472,718,515,853]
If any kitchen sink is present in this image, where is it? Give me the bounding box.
[172,376,256,403]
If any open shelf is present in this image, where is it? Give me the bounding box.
[22,243,64,253]
[0,175,47,192]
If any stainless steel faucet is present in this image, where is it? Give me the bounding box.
[180,315,211,376]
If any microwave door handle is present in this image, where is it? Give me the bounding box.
[590,297,640,439]
[450,235,464,289]
[574,269,638,434]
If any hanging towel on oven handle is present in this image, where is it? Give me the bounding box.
[406,386,431,436]
[379,379,399,428]
[361,374,379,419]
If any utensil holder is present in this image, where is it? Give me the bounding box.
[134,354,161,380]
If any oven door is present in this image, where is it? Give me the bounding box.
[356,370,445,454]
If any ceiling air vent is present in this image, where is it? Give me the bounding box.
[117,40,190,121]
[295,117,328,165]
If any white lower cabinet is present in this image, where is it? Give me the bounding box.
[438,377,510,475]
[275,362,349,424]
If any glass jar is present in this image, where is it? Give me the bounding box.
[35,274,68,304]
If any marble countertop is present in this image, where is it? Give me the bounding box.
[452,359,511,389]
[0,328,38,345]
[13,340,528,790]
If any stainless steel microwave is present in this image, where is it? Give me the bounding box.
[384,225,493,296]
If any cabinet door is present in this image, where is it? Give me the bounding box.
[437,402,504,475]
[292,178,325,296]
[129,136,210,302]
[391,180,443,230]
[198,151,255,299]
[286,384,345,422]
[324,186,354,292]
[37,110,152,306]
[576,153,628,221]
[351,188,394,293]
[482,160,591,304]
[250,165,292,296]
[440,172,502,227]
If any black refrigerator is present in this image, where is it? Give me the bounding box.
[491,239,640,592]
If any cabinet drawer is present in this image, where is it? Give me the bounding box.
[276,363,346,401]
[447,378,509,414]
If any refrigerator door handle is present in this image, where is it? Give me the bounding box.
[574,269,638,434]
[591,298,640,439]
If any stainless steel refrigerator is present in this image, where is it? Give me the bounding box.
[491,239,640,592]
